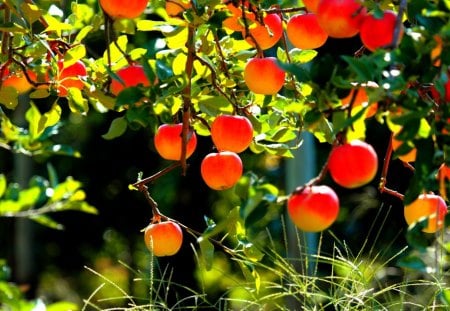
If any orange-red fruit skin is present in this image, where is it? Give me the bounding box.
[154,123,197,161]
[244,57,285,95]
[201,151,243,190]
[317,0,367,38]
[360,10,402,52]
[57,60,87,97]
[244,13,283,50]
[144,221,183,256]
[211,115,253,153]
[287,13,328,50]
[110,65,151,96]
[288,185,340,232]
[328,140,378,188]
[404,194,448,233]
[99,0,148,19]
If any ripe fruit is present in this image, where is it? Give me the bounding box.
[110,65,152,96]
[1,68,37,94]
[244,57,285,95]
[201,151,243,190]
[243,13,283,50]
[144,221,183,256]
[303,0,320,12]
[211,115,253,153]
[360,10,403,52]
[286,13,328,50]
[287,185,340,232]
[328,139,378,188]
[99,0,148,19]
[404,193,448,233]
[316,0,367,38]
[154,123,197,161]
[391,136,416,163]
[165,0,191,17]
[56,60,87,97]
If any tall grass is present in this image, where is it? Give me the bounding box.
[82,204,449,310]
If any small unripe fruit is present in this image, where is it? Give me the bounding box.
[211,115,253,153]
[404,194,448,233]
[288,185,340,232]
[328,140,378,188]
[154,123,197,161]
[201,151,243,190]
[144,221,183,256]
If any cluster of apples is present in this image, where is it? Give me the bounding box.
[144,115,253,256]
[233,0,403,96]
[287,139,448,234]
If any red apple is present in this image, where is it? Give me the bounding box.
[244,57,285,95]
[144,221,183,256]
[211,115,253,153]
[328,139,378,188]
[99,0,148,19]
[404,193,448,233]
[316,0,367,38]
[201,151,243,190]
[286,13,328,50]
[110,65,152,96]
[360,10,403,52]
[288,185,340,232]
[57,60,87,97]
[154,123,197,161]
[243,13,283,50]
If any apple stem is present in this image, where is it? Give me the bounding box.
[180,25,196,176]
[378,132,405,200]
[133,162,182,189]
[391,0,407,49]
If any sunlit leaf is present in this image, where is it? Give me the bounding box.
[0,175,6,199]
[0,87,19,109]
[47,301,79,311]
[31,215,64,230]
[21,3,42,24]
[102,116,128,140]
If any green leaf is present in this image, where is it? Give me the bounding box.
[198,237,215,271]
[440,289,450,306]
[30,215,64,230]
[21,2,42,24]
[18,186,41,207]
[342,55,375,82]
[67,88,88,114]
[74,25,93,44]
[102,116,128,140]
[197,95,233,116]
[0,174,6,198]
[0,87,19,109]
[289,48,318,64]
[47,301,79,311]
